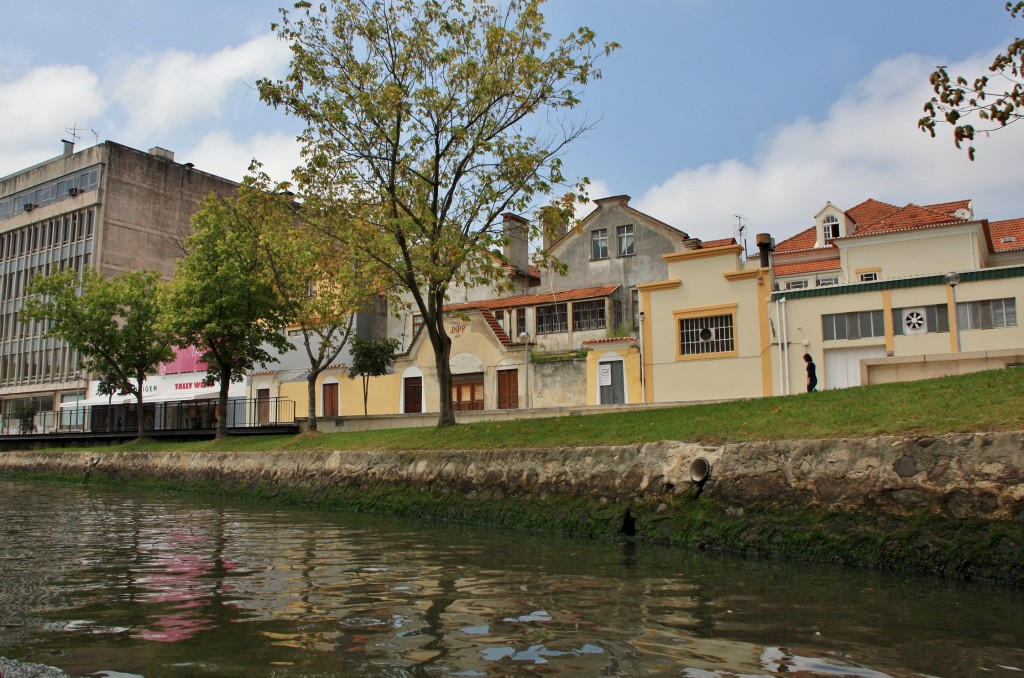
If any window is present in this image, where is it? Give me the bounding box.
[591,229,608,260]
[516,308,526,337]
[817,276,839,287]
[892,305,948,335]
[617,224,635,256]
[785,279,808,290]
[572,300,605,330]
[859,271,879,283]
[823,215,840,242]
[822,310,885,341]
[632,289,640,331]
[412,314,423,336]
[536,303,568,334]
[957,298,1017,330]
[676,308,737,357]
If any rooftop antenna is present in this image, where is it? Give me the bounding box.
[65,123,83,144]
[90,128,101,145]
[733,215,748,259]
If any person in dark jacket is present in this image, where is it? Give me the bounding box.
[804,353,817,392]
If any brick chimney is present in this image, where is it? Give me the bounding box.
[539,205,569,252]
[502,213,529,274]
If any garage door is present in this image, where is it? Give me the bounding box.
[823,346,887,389]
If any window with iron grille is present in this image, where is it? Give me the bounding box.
[572,300,605,331]
[536,303,568,334]
[591,229,608,260]
[957,298,1017,330]
[679,314,734,356]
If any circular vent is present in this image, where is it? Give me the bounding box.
[698,327,714,342]
[904,310,925,331]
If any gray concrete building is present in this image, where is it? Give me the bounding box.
[0,141,238,415]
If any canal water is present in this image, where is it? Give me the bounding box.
[1,481,1023,677]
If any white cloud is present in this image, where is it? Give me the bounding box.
[182,130,302,184]
[0,65,106,176]
[110,33,290,140]
[634,52,1024,245]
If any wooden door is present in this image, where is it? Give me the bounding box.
[497,369,519,409]
[403,376,422,413]
[322,382,339,417]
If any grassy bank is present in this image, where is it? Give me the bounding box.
[101,368,1024,453]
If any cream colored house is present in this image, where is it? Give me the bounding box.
[770,199,1024,391]
[639,198,1024,403]
[638,239,773,403]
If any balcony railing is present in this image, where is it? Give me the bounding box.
[0,397,296,437]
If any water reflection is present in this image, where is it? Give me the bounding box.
[1,480,1023,677]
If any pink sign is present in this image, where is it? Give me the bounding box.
[158,346,208,375]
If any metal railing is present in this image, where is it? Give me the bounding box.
[0,397,296,436]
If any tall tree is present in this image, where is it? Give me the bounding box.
[258,0,615,426]
[920,1,1024,160]
[234,176,379,432]
[162,193,291,439]
[348,336,401,415]
[22,268,173,440]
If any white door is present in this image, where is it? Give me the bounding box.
[823,346,887,389]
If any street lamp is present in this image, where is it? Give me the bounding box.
[945,271,961,352]
[518,331,531,409]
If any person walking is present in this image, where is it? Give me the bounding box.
[804,353,817,392]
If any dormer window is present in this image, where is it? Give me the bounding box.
[823,215,840,242]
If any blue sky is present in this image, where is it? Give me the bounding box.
[2,1,1021,244]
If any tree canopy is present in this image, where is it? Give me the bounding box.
[257,0,615,426]
[22,267,173,439]
[348,335,401,415]
[920,1,1024,159]
[162,193,291,439]
[235,175,381,431]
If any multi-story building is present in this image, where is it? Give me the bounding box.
[0,141,238,416]
[639,197,1024,403]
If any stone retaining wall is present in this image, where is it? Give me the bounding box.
[2,431,1022,522]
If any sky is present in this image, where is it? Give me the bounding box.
[2,0,1022,246]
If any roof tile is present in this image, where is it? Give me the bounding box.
[445,284,621,312]
[773,258,842,276]
[990,218,1024,252]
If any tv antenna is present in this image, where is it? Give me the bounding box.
[65,123,84,143]
[733,215,748,259]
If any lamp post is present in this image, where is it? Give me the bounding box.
[945,271,961,352]
[518,331,531,409]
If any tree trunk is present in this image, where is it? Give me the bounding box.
[216,367,231,440]
[306,372,318,432]
[134,389,147,441]
[432,331,455,427]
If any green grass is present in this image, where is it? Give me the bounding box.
[92,367,1024,454]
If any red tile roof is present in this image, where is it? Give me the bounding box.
[773,258,842,276]
[774,227,828,254]
[846,198,900,227]
[847,203,969,237]
[990,218,1024,252]
[445,284,621,312]
[698,237,737,249]
[583,336,638,344]
[775,198,976,254]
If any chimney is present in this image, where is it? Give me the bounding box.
[539,205,569,252]
[148,146,175,162]
[502,213,529,274]
[62,139,75,156]
[756,233,774,268]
